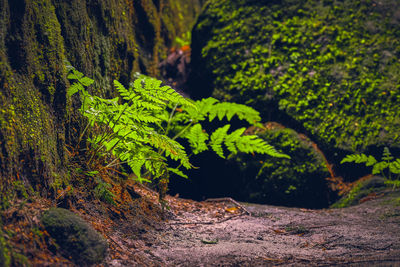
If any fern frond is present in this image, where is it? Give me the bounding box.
[382,147,394,162]
[340,154,377,166]
[210,102,261,125]
[210,124,231,158]
[132,75,195,108]
[189,97,261,125]
[224,128,246,154]
[372,161,388,175]
[146,131,191,169]
[389,159,400,174]
[168,167,188,179]
[115,80,164,111]
[234,135,290,158]
[67,82,83,97]
[184,123,209,154]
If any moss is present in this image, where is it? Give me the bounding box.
[331,176,389,208]
[0,0,204,197]
[0,228,11,267]
[41,208,108,265]
[190,0,400,153]
[231,125,331,208]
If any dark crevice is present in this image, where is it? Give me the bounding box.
[6,0,26,72]
[133,1,155,52]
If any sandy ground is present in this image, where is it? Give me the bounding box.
[105,187,400,266]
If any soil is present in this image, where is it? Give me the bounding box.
[105,186,400,267]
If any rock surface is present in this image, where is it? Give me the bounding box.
[231,123,331,208]
[189,0,400,155]
[0,0,204,196]
[41,207,107,265]
[149,191,400,266]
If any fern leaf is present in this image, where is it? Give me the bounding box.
[184,123,209,154]
[224,128,246,154]
[234,135,290,158]
[192,98,261,125]
[372,161,388,175]
[67,82,82,97]
[146,132,191,169]
[168,167,188,179]
[365,155,377,166]
[389,159,400,174]
[382,147,394,162]
[341,154,372,164]
[210,124,231,158]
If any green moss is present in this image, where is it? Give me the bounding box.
[41,208,107,265]
[0,228,11,267]
[331,176,388,208]
[0,0,204,198]
[231,126,331,208]
[191,0,400,152]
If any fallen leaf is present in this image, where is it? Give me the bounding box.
[225,207,239,213]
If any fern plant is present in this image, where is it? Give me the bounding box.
[341,147,400,189]
[66,65,289,201]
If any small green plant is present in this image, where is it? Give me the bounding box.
[341,147,400,189]
[66,65,289,201]
[93,179,116,205]
[175,31,191,47]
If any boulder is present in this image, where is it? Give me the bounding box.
[230,124,331,208]
[41,208,107,265]
[189,0,400,155]
[331,176,388,208]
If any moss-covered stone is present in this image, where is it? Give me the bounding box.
[189,0,400,155]
[41,208,107,265]
[0,0,203,197]
[231,124,331,208]
[0,228,11,267]
[331,176,389,208]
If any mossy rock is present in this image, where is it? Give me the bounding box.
[331,176,389,208]
[230,124,331,208]
[189,0,400,153]
[0,229,10,267]
[41,208,107,265]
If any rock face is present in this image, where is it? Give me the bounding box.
[231,124,331,208]
[41,208,107,265]
[189,0,400,155]
[0,0,203,195]
[0,229,10,267]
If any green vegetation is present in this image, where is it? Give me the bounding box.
[41,208,107,265]
[341,147,400,189]
[0,228,11,267]
[191,0,400,152]
[331,176,387,208]
[232,126,330,208]
[67,65,288,201]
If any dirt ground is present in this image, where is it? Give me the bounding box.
[105,186,400,266]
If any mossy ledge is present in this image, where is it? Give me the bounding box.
[0,0,203,199]
[189,0,400,160]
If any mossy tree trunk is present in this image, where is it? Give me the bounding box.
[0,0,203,198]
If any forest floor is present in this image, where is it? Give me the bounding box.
[4,181,400,266]
[102,184,400,266]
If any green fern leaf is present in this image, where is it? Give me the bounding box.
[234,135,290,158]
[372,161,388,175]
[389,159,400,174]
[184,123,209,154]
[224,128,246,154]
[340,154,372,164]
[67,82,82,97]
[168,167,188,179]
[382,147,394,162]
[210,124,231,158]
